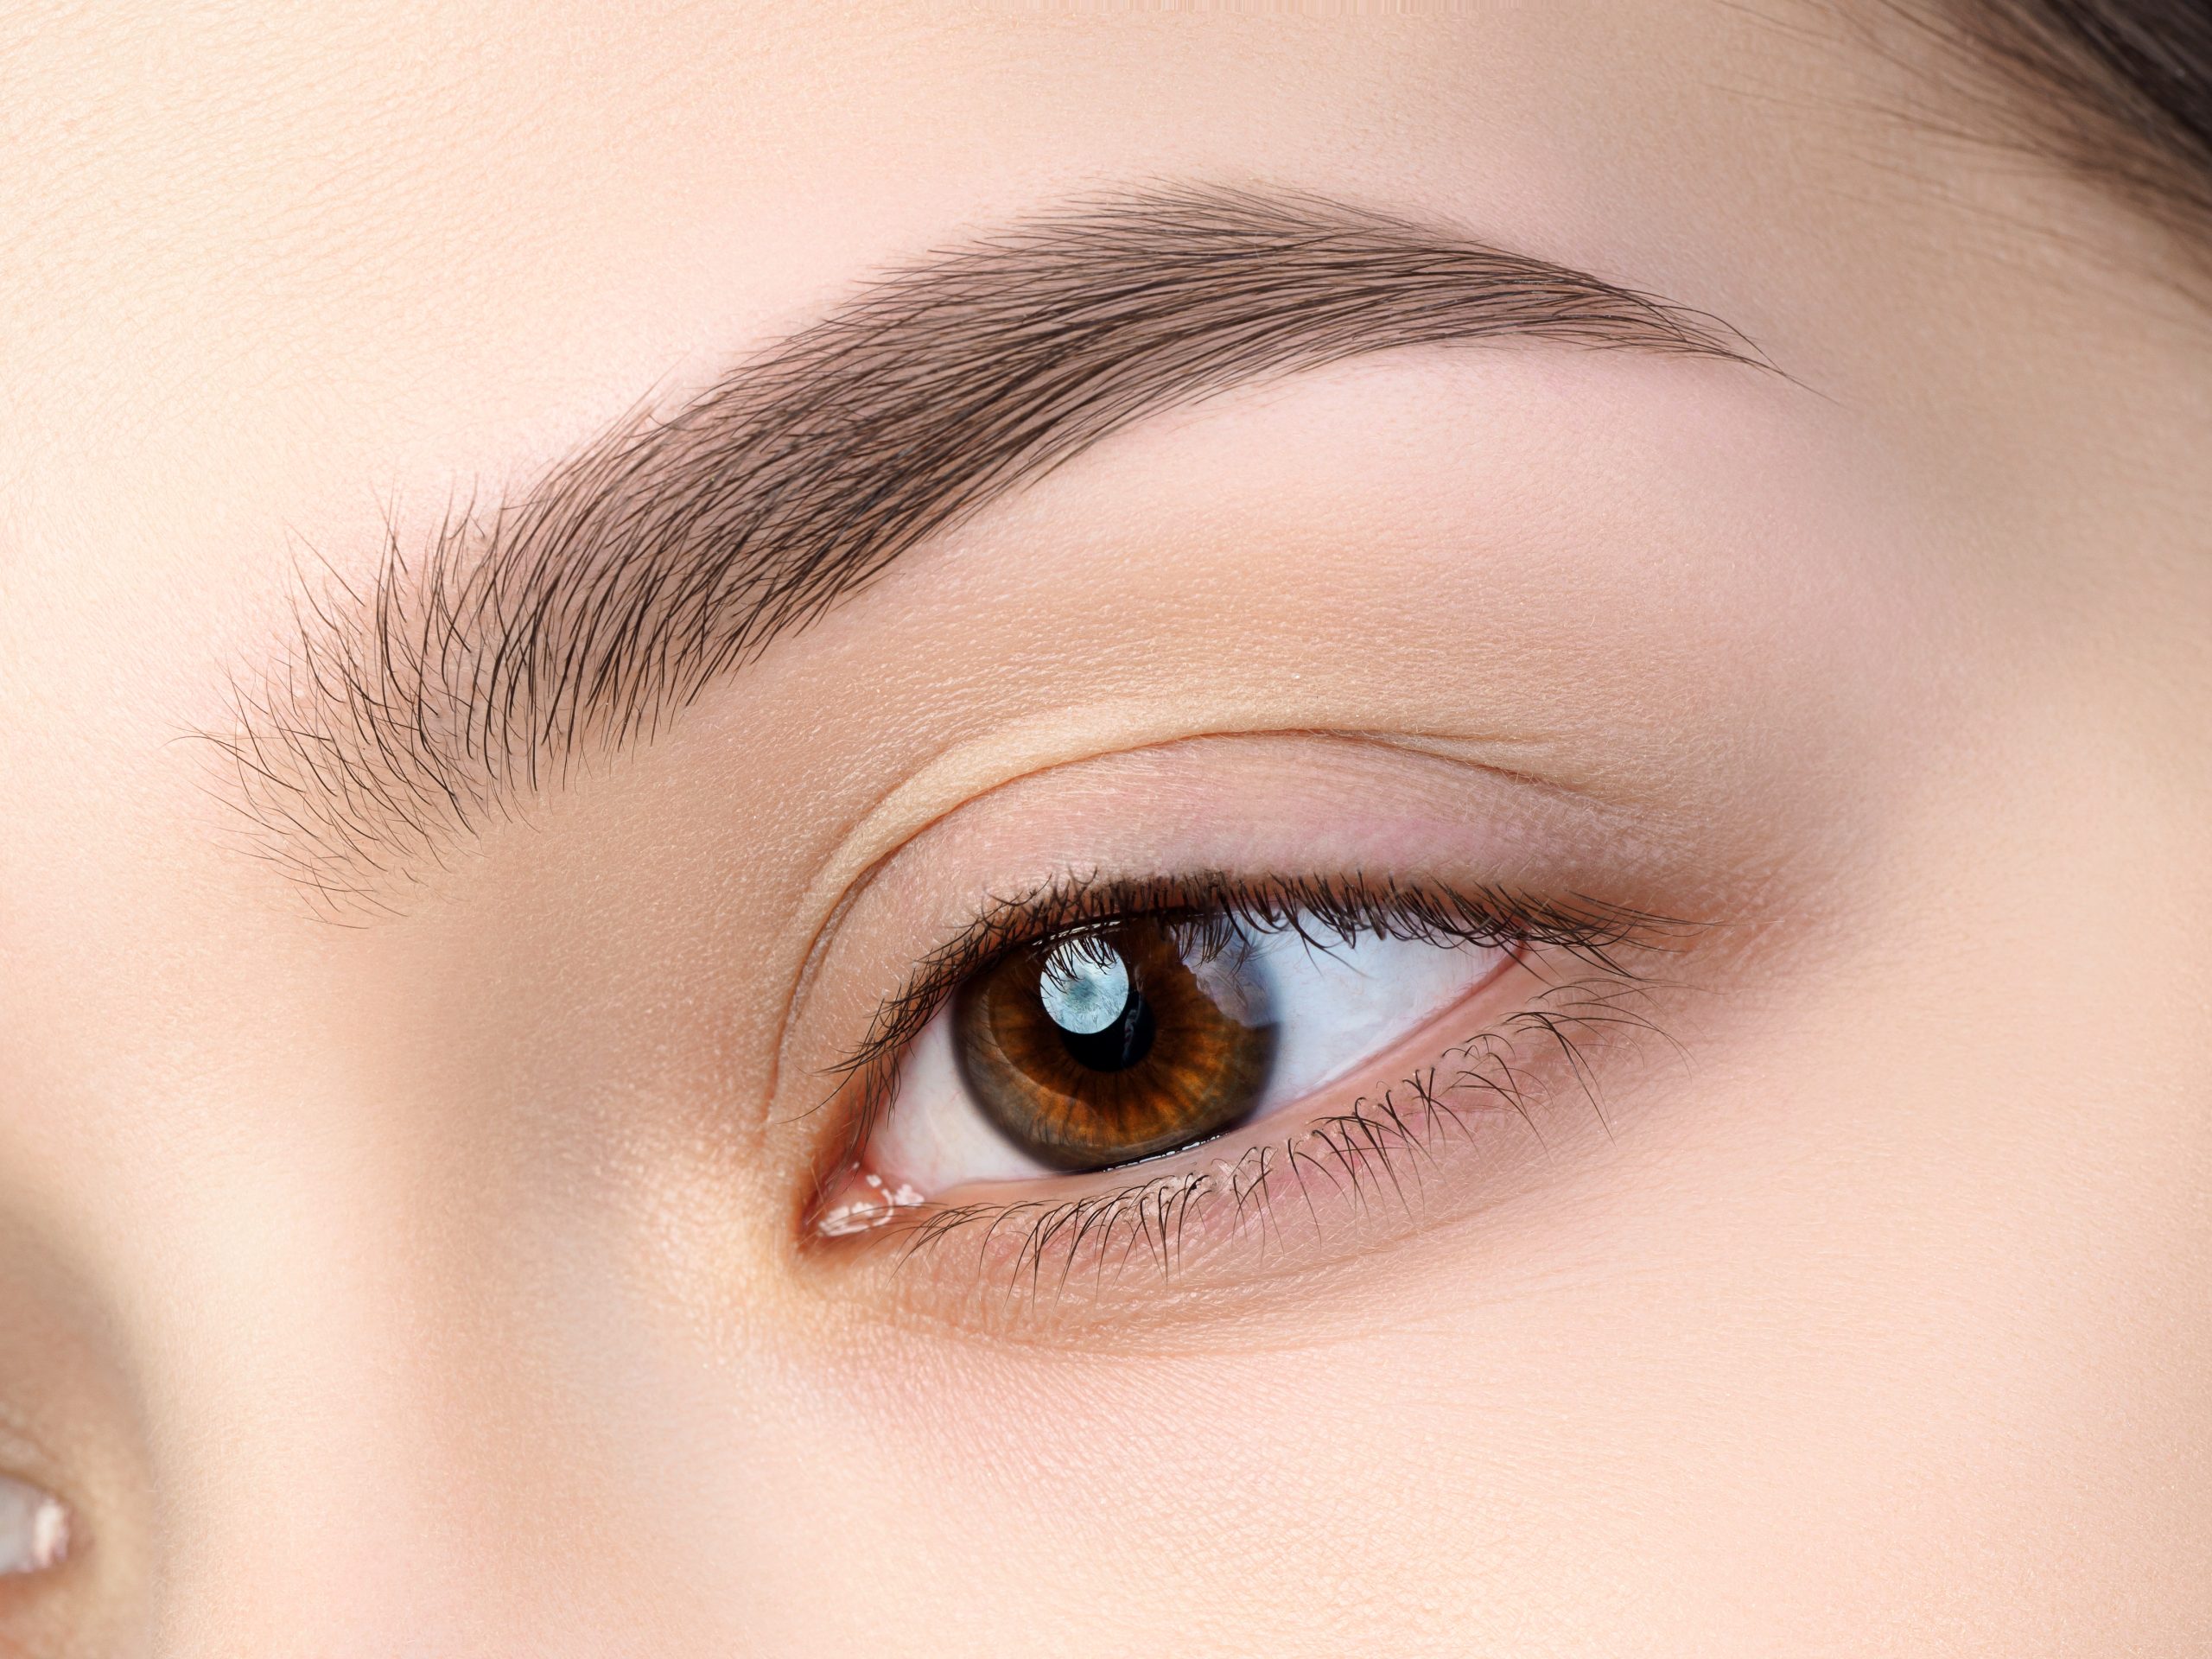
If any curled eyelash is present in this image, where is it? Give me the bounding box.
[859,967,1679,1308]
[806,870,1696,1259]
[838,870,1674,1084]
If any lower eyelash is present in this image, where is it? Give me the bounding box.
[843,963,1672,1305]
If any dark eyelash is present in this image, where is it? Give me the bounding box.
[817,870,1692,1185]
[869,967,1680,1303]
[836,871,1671,1083]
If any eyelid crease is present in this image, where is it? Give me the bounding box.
[1340,732,1685,814]
[766,723,1568,1114]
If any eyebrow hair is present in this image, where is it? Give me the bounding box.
[210,184,1763,913]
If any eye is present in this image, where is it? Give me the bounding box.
[0,1474,68,1577]
[953,918,1280,1171]
[818,885,1520,1226]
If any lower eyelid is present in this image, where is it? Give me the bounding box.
[855,929,1516,1205]
[808,939,1644,1277]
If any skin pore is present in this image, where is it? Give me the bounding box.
[1,3,2208,1654]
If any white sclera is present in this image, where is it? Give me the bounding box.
[1241,929,1510,1102]
[0,1474,69,1575]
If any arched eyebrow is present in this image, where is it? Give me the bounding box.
[209,184,1764,914]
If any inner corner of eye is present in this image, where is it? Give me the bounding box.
[821,903,1514,1224]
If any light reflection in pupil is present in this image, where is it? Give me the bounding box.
[1037,938,1156,1073]
[1038,937,1129,1033]
[1057,983,1156,1072]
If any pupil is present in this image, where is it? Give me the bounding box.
[1038,937,1130,1033]
[1037,937,1155,1072]
[1055,987,1156,1073]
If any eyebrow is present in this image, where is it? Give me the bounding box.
[210,184,1763,912]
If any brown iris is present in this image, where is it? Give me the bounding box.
[951,917,1278,1171]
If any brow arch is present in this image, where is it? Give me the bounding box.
[207,184,1766,915]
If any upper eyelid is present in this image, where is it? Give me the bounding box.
[770,729,1649,1118]
[816,874,1695,1179]
[845,874,1694,1074]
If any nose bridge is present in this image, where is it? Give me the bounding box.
[133,1150,499,1655]
[0,646,734,1650]
[120,1109,658,1658]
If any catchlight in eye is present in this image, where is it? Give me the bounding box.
[953,918,1277,1171]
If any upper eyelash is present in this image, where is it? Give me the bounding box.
[817,871,1694,1177]
[839,871,1681,1077]
[860,967,1681,1301]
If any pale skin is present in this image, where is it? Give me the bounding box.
[2,3,2209,1654]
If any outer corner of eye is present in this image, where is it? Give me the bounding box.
[0,1473,72,1578]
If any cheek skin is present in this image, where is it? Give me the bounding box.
[680,863,2208,1658]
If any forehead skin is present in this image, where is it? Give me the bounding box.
[1,3,2209,1655]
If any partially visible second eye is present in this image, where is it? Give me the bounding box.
[855,908,1513,1199]
[0,1474,68,1578]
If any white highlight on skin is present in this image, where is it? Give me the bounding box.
[0,1474,69,1575]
